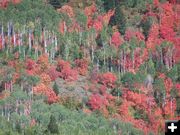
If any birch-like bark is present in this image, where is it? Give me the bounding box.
[13,26,16,47]
[44,29,47,53]
[28,30,32,51]
[1,24,5,49]
[55,36,57,51]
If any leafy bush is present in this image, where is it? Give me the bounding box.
[88,94,108,110]
[98,72,117,88]
[48,115,59,134]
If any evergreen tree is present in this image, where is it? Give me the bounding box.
[110,3,126,35]
[53,82,60,95]
[48,0,69,9]
[48,115,59,134]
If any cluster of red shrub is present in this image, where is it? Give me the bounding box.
[97,72,117,88]
[33,83,59,104]
[57,59,78,81]
[75,58,89,76]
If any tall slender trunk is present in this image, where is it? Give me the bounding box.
[1,24,5,49]
[110,56,113,72]
[23,47,26,59]
[132,50,135,70]
[28,30,32,51]
[102,42,106,69]
[91,45,94,62]
[55,36,57,51]
[97,58,99,71]
[13,26,16,47]
[44,29,47,53]
[8,22,10,38]
[160,48,163,66]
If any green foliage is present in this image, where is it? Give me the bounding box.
[48,115,59,134]
[48,0,69,9]
[176,98,180,116]
[101,0,117,11]
[147,58,156,77]
[53,82,60,95]
[0,102,144,135]
[129,106,149,122]
[121,72,136,89]
[166,63,180,83]
[153,78,166,106]
[141,17,154,39]
[61,96,82,110]
[0,0,61,31]
[111,87,122,97]
[121,72,145,90]
[110,4,126,34]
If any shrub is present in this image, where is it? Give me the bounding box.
[98,72,117,88]
[111,88,122,97]
[121,72,136,89]
[26,58,36,70]
[75,58,89,76]
[48,115,59,134]
[57,59,78,81]
[47,66,60,81]
[88,94,108,110]
[53,82,60,95]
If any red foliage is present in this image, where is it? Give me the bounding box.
[88,94,108,110]
[93,19,103,32]
[12,0,21,4]
[40,73,51,85]
[146,24,162,50]
[98,72,117,88]
[124,29,145,41]
[57,59,78,81]
[163,98,177,118]
[84,3,114,32]
[33,83,59,104]
[75,58,89,75]
[164,78,173,97]
[103,9,115,25]
[159,2,177,43]
[47,66,60,81]
[58,5,74,17]
[59,21,67,34]
[26,59,36,70]
[0,0,8,8]
[84,3,97,17]
[37,54,49,72]
[111,31,123,48]
[57,59,71,72]
[0,0,21,8]
[175,83,180,96]
[60,67,78,81]
[153,0,159,6]
[123,90,148,109]
[103,93,115,101]
[30,119,36,127]
[99,85,107,95]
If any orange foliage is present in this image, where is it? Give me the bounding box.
[57,59,78,81]
[111,31,123,48]
[97,72,117,88]
[58,5,74,17]
[37,54,49,72]
[75,58,89,75]
[40,73,51,85]
[84,3,96,17]
[33,83,59,104]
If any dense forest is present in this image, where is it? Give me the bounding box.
[0,0,179,135]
